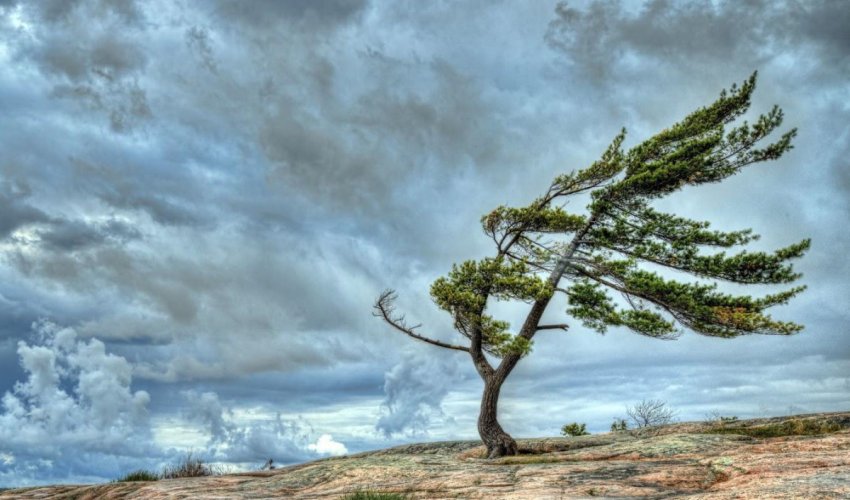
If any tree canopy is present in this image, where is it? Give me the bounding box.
[375,73,808,457]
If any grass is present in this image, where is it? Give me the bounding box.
[342,491,410,500]
[161,453,218,479]
[115,453,220,482]
[706,418,843,438]
[114,469,159,482]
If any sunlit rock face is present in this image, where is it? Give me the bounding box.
[2,412,849,499]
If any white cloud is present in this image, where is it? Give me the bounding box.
[377,351,464,437]
[307,434,347,456]
[182,390,347,464]
[0,320,158,485]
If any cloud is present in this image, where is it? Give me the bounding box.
[0,320,157,485]
[183,390,348,464]
[0,321,352,486]
[308,434,348,456]
[206,0,368,32]
[545,0,850,84]
[376,352,464,437]
[5,0,151,132]
[0,0,848,486]
[0,182,49,239]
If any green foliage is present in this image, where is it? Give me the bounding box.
[566,280,677,338]
[422,72,808,355]
[552,129,627,196]
[377,76,808,457]
[430,258,549,356]
[560,422,590,437]
[610,418,629,432]
[483,205,586,237]
[342,491,410,500]
[114,469,159,482]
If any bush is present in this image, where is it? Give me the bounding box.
[707,418,842,438]
[610,418,628,432]
[161,453,217,479]
[626,399,676,428]
[560,422,590,437]
[342,492,409,500]
[115,469,159,482]
[705,411,739,425]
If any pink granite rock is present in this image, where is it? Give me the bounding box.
[3,412,848,499]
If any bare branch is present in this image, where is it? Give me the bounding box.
[373,290,470,353]
[626,399,677,428]
[536,324,569,331]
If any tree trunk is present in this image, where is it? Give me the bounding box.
[478,376,518,458]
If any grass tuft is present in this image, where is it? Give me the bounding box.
[114,469,159,482]
[342,491,410,500]
[160,453,219,479]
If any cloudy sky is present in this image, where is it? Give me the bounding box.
[0,0,847,487]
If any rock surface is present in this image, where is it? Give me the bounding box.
[3,411,849,499]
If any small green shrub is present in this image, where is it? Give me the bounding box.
[561,422,590,437]
[610,418,628,432]
[115,469,159,482]
[342,491,409,500]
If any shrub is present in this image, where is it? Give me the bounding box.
[705,411,739,425]
[708,418,841,438]
[610,418,628,432]
[161,453,217,479]
[561,422,590,437]
[115,469,159,482]
[626,399,676,428]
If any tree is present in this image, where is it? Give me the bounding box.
[561,422,590,437]
[626,399,676,428]
[610,418,629,432]
[374,73,808,458]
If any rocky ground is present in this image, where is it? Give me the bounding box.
[3,411,849,499]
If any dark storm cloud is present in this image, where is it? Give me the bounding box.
[6,0,150,132]
[0,183,49,239]
[209,0,368,31]
[0,0,847,486]
[36,218,141,251]
[546,0,850,83]
[66,148,223,229]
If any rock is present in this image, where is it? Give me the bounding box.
[3,411,848,499]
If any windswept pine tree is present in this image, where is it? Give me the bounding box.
[375,74,809,458]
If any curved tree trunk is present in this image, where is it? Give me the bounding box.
[478,376,518,458]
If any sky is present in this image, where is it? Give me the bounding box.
[0,0,847,487]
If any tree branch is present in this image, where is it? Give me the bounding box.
[495,212,603,381]
[536,324,569,331]
[373,290,470,353]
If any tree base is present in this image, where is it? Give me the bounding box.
[485,434,518,459]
